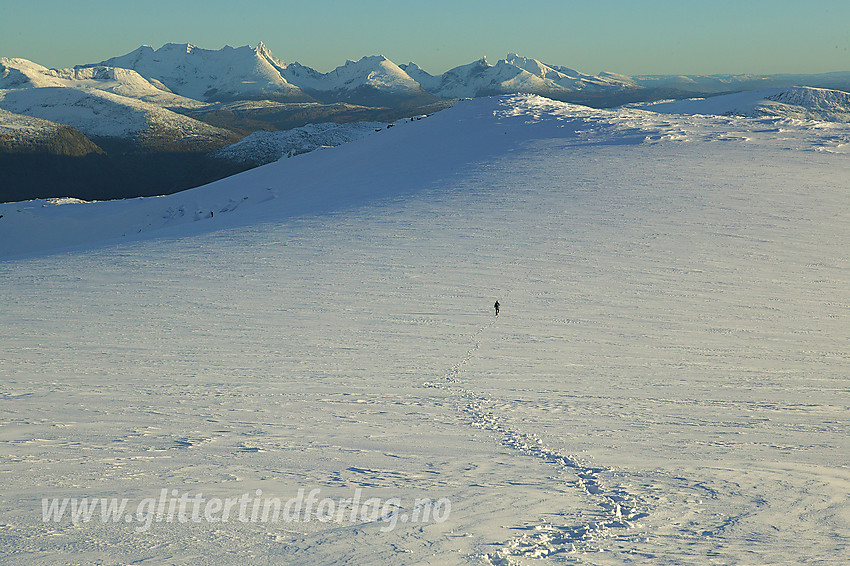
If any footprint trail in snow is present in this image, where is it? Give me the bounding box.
[425,308,651,563]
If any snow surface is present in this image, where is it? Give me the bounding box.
[0,57,203,109]
[34,43,643,110]
[0,107,63,137]
[0,86,233,142]
[637,86,850,123]
[405,55,636,100]
[212,120,385,166]
[399,62,442,92]
[95,43,309,103]
[285,55,423,94]
[633,72,850,94]
[2,95,849,564]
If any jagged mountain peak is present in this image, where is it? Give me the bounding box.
[0,57,199,107]
[13,43,850,120]
[399,62,440,92]
[157,42,199,54]
[344,54,391,65]
[499,53,558,78]
[91,42,312,103]
[424,53,640,100]
[503,53,541,66]
[316,55,423,94]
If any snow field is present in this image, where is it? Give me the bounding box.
[1,95,849,564]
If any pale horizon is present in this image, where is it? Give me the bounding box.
[2,0,850,76]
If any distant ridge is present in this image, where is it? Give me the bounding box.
[92,43,314,103]
[4,42,850,203]
[17,42,850,108]
[635,86,850,123]
[84,43,850,108]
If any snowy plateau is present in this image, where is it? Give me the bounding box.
[5,41,850,203]
[1,92,850,566]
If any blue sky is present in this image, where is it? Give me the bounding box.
[3,0,849,75]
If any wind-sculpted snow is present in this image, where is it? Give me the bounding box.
[425,315,653,561]
[2,93,850,564]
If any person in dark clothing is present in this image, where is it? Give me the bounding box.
[494,300,500,316]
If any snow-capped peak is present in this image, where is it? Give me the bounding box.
[0,57,201,108]
[160,42,197,54]
[418,53,640,99]
[90,43,312,103]
[277,55,435,109]
[502,53,557,79]
[1,57,60,89]
[255,41,270,56]
[399,62,441,92]
[324,55,420,91]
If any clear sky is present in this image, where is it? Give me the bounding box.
[2,0,849,75]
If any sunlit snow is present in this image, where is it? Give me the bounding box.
[1,95,849,565]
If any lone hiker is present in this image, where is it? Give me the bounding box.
[494,300,500,316]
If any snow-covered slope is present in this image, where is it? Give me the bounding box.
[0,56,235,151]
[0,57,202,109]
[505,53,637,90]
[212,120,384,166]
[0,86,235,149]
[1,57,80,89]
[398,61,442,92]
[762,86,850,120]
[633,71,850,94]
[414,57,491,98]
[281,55,440,107]
[3,93,850,256]
[93,42,313,103]
[0,108,102,155]
[283,56,412,92]
[637,86,850,122]
[90,44,439,107]
[405,54,636,100]
[2,94,849,565]
[634,73,776,94]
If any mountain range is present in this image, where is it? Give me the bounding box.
[3,42,850,202]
